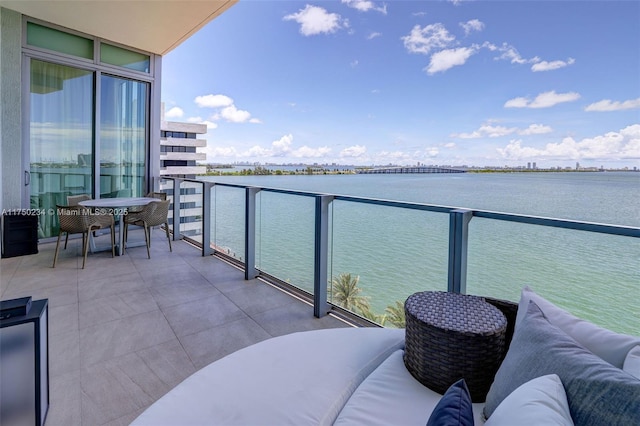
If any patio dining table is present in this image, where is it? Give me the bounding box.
[79,197,160,256]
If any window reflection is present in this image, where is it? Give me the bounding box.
[100,75,148,198]
[29,59,93,238]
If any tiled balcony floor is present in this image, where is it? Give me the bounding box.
[0,229,349,426]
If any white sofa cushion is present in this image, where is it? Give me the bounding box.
[334,350,486,426]
[132,327,404,426]
[484,374,573,426]
[516,286,640,368]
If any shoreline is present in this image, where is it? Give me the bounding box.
[202,168,638,177]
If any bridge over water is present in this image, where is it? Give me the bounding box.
[356,166,467,174]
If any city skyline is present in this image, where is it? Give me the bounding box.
[162,0,640,169]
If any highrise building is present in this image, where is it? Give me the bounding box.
[160,105,207,178]
[159,104,208,236]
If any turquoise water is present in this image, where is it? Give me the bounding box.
[203,172,639,335]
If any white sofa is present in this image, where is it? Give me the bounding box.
[132,288,640,426]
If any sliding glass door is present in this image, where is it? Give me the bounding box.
[28,62,150,238]
[25,21,155,239]
[100,75,149,198]
[29,59,93,238]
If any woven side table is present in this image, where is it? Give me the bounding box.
[403,291,507,402]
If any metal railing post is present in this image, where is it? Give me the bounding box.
[202,182,214,256]
[172,178,183,241]
[448,209,473,294]
[314,195,334,318]
[245,187,260,280]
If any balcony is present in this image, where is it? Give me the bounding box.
[1,177,638,425]
[0,231,348,425]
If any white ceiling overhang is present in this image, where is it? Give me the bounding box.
[0,0,237,55]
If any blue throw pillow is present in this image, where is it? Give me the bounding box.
[426,379,474,426]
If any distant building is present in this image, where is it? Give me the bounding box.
[532,162,537,170]
[159,104,208,236]
[160,105,207,178]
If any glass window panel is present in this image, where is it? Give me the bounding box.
[100,75,149,198]
[100,43,150,73]
[30,59,93,238]
[26,22,93,59]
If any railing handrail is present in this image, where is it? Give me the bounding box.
[160,176,639,321]
[164,177,640,238]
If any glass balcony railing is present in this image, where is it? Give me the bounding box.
[159,177,640,334]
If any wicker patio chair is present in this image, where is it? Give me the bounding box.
[52,204,115,269]
[67,193,91,206]
[129,191,167,213]
[67,193,114,240]
[123,199,172,258]
[146,191,167,200]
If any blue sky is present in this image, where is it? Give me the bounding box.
[161,0,640,168]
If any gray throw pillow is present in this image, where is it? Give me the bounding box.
[484,300,640,426]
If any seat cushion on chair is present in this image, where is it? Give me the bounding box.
[131,328,404,426]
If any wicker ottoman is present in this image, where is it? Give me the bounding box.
[403,291,507,402]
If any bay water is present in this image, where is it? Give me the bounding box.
[202,172,639,335]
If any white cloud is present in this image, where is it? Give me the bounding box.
[195,94,234,108]
[241,134,331,159]
[585,98,640,112]
[504,91,581,108]
[497,124,640,160]
[219,105,251,123]
[531,57,575,72]
[460,19,484,36]
[426,46,477,74]
[341,0,387,14]
[350,60,359,68]
[187,116,218,129]
[455,124,516,139]
[340,145,367,157]
[209,146,239,158]
[283,5,347,36]
[165,107,183,118]
[195,94,260,124]
[271,134,293,155]
[503,97,529,108]
[402,23,455,55]
[493,43,539,65]
[367,32,382,40]
[519,124,553,135]
[292,145,332,158]
[453,123,553,138]
[424,147,439,157]
[377,150,413,163]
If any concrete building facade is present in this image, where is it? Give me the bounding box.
[160,106,208,236]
